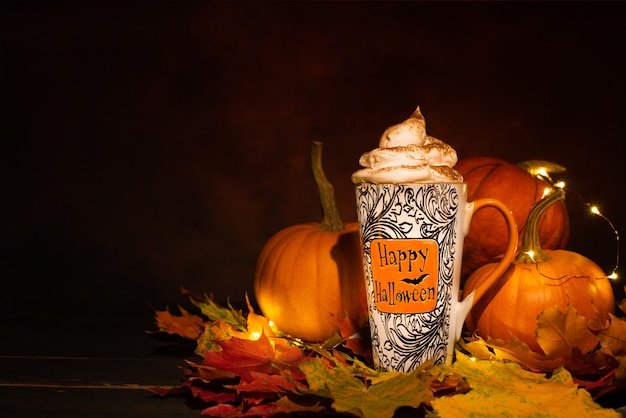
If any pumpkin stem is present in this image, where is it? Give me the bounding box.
[311,141,344,232]
[516,187,565,264]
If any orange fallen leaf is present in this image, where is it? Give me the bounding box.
[536,304,599,358]
[152,305,205,340]
[203,333,307,383]
[465,334,565,373]
[598,314,626,356]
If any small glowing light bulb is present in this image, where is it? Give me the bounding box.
[555,181,566,189]
[535,167,549,178]
[542,187,551,198]
[525,250,536,262]
[268,320,275,328]
[590,206,601,215]
[608,272,618,280]
[250,331,261,340]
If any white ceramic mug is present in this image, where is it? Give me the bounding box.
[355,182,517,372]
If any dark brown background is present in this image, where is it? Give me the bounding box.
[1,2,625,317]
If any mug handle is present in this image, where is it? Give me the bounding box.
[461,198,518,307]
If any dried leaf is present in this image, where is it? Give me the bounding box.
[272,396,326,415]
[200,398,326,417]
[190,385,237,404]
[458,337,496,361]
[185,359,237,381]
[599,314,626,356]
[467,335,565,373]
[300,358,433,418]
[431,352,620,417]
[203,334,306,383]
[201,403,277,417]
[152,305,205,340]
[337,315,373,364]
[196,318,236,354]
[203,334,276,382]
[536,304,599,357]
[226,370,306,394]
[429,373,471,397]
[152,292,623,417]
[565,349,618,395]
[189,293,247,332]
[237,294,275,339]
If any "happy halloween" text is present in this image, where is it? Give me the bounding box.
[371,241,437,310]
[376,241,430,272]
[373,280,436,305]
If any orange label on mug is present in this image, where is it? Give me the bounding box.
[370,239,439,314]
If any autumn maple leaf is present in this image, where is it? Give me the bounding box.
[461,305,622,393]
[536,304,600,358]
[151,305,206,340]
[300,357,433,418]
[336,315,373,364]
[200,403,278,417]
[184,287,247,332]
[225,370,308,401]
[598,314,626,357]
[201,398,326,418]
[203,333,307,383]
[431,352,620,418]
[462,335,566,373]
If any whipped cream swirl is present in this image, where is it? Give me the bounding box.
[351,107,463,184]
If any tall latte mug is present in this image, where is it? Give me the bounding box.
[355,182,518,372]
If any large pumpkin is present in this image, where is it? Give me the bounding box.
[254,142,368,342]
[457,157,569,277]
[464,188,614,355]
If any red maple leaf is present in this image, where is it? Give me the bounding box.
[201,403,277,417]
[336,315,373,364]
[190,385,237,404]
[226,370,307,395]
[203,333,306,382]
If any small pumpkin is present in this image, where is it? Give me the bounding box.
[254,142,368,342]
[463,187,614,355]
[456,157,570,277]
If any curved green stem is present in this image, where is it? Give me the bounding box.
[515,187,565,264]
[311,141,344,232]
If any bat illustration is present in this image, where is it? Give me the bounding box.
[401,274,429,286]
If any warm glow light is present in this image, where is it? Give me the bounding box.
[250,331,261,340]
[534,167,549,178]
[525,250,536,263]
[608,272,618,280]
[555,181,566,189]
[542,187,551,198]
[268,320,275,328]
[590,206,601,215]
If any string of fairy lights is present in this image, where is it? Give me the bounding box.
[523,161,620,281]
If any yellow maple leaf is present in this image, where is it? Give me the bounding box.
[432,352,620,417]
[461,335,565,373]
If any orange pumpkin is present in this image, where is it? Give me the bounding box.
[457,157,569,277]
[254,142,368,342]
[463,188,614,355]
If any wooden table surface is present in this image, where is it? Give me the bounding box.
[2,311,625,417]
[0,312,203,418]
